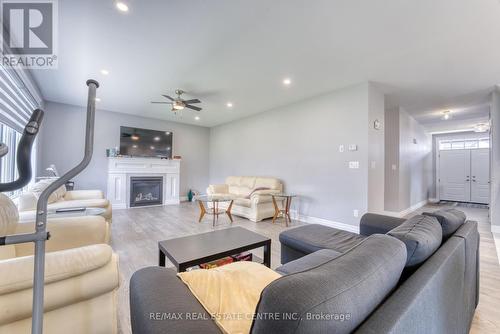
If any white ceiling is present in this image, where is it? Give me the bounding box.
[31,0,500,128]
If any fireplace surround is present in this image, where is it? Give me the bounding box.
[107,157,180,209]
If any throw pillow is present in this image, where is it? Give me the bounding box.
[177,261,281,334]
[387,215,442,268]
[29,179,66,204]
[422,209,466,239]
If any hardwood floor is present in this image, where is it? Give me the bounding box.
[111,202,500,334]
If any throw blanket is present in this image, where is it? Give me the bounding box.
[177,261,281,334]
[245,187,270,199]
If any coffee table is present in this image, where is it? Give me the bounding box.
[195,194,235,226]
[158,227,271,272]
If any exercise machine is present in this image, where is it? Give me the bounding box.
[0,79,99,334]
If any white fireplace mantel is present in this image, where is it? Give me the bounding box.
[106,157,180,209]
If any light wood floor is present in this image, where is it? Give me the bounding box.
[111,202,500,334]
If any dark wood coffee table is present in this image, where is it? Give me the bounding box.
[158,227,271,272]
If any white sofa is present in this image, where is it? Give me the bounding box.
[0,194,119,333]
[207,176,283,222]
[17,179,112,223]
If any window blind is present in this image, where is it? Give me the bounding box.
[0,64,39,132]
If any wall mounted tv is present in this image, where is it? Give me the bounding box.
[120,126,173,158]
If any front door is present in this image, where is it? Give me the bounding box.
[470,148,490,204]
[439,148,490,204]
[439,150,471,202]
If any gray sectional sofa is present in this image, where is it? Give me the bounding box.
[130,209,479,334]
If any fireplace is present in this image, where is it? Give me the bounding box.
[130,176,163,207]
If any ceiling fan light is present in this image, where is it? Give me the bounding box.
[441,110,451,120]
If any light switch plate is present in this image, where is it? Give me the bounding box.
[353,209,359,217]
[349,161,360,169]
[392,164,397,170]
[348,144,358,151]
[339,145,345,153]
[371,161,376,169]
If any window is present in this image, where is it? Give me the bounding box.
[0,122,24,197]
[439,138,490,151]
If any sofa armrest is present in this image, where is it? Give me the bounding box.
[0,244,113,295]
[359,213,406,236]
[130,267,220,334]
[64,190,104,200]
[0,244,118,326]
[13,216,109,256]
[251,190,281,204]
[207,184,229,195]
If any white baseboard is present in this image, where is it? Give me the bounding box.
[379,200,429,218]
[289,210,359,233]
[491,225,500,234]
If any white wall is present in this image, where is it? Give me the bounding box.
[210,82,384,227]
[38,102,210,197]
[384,107,432,213]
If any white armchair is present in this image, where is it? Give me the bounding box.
[0,193,119,333]
[207,176,282,222]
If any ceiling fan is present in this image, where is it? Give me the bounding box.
[151,89,202,114]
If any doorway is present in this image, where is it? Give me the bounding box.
[438,138,490,204]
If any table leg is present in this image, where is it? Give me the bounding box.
[272,196,279,224]
[212,201,216,227]
[198,201,206,223]
[263,241,271,268]
[226,200,234,223]
[159,249,166,267]
[285,196,292,226]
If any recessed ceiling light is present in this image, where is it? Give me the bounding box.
[195,116,200,121]
[131,134,140,141]
[165,131,171,135]
[132,144,138,148]
[150,146,155,150]
[283,78,292,86]
[441,110,451,120]
[154,136,160,141]
[115,1,129,12]
[95,97,101,102]
[100,69,109,75]
[226,102,233,108]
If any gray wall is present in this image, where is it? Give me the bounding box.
[367,86,385,213]
[209,83,374,226]
[38,102,210,197]
[384,107,432,212]
[490,86,500,229]
[384,107,400,211]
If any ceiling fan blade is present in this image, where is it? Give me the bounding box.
[162,95,175,101]
[182,99,201,104]
[151,101,172,104]
[185,105,202,111]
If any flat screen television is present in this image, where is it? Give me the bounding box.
[120,126,172,158]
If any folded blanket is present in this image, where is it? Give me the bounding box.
[178,261,281,334]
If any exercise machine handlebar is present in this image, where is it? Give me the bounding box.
[0,109,44,192]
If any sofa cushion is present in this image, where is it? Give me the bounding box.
[254,177,281,190]
[276,249,341,275]
[279,224,366,255]
[422,209,466,239]
[252,235,407,334]
[234,198,252,208]
[387,215,442,268]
